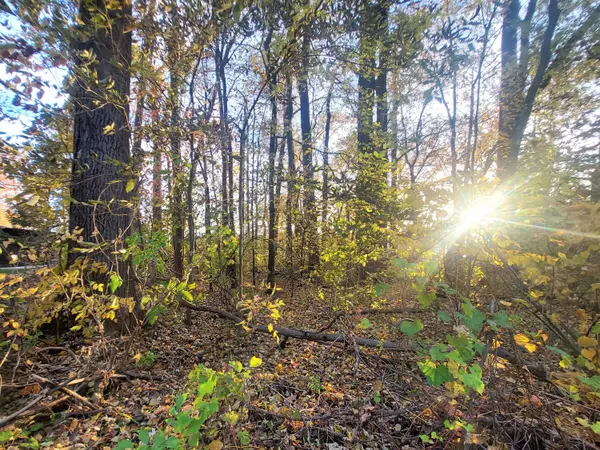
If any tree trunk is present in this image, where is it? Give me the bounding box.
[297,35,319,270]
[168,50,184,280]
[322,86,332,225]
[151,142,162,231]
[265,30,278,290]
[69,0,134,301]
[285,75,295,273]
[356,0,388,248]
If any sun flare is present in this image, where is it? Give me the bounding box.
[457,193,504,233]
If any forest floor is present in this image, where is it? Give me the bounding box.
[0,278,594,449]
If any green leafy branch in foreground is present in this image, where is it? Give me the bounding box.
[113,357,262,450]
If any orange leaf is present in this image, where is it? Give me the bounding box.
[582,348,597,361]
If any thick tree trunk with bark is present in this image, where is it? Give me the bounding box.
[69,0,134,300]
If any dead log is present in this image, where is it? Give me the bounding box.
[181,301,412,350]
[181,300,549,380]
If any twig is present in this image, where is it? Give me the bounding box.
[30,374,94,408]
[32,346,80,363]
[0,379,71,427]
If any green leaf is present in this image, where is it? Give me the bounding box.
[249,356,262,368]
[113,440,134,450]
[175,394,187,410]
[578,375,600,392]
[400,319,423,336]
[373,391,381,404]
[166,436,180,449]
[197,376,216,400]
[424,261,438,275]
[152,431,166,449]
[437,310,451,323]
[358,318,373,329]
[457,302,485,333]
[391,257,409,269]
[419,360,452,386]
[490,311,511,328]
[108,274,123,294]
[458,364,484,394]
[126,179,135,193]
[183,418,202,437]
[430,344,447,361]
[417,290,436,307]
[373,283,390,297]
[180,290,193,301]
[139,429,150,445]
[237,430,250,445]
[547,345,572,360]
[187,433,199,447]
[0,431,13,443]
[591,323,600,334]
[230,361,243,372]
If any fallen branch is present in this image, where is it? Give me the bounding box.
[31,346,80,363]
[493,347,548,381]
[181,301,411,350]
[0,380,70,427]
[181,301,549,380]
[119,370,162,381]
[30,374,94,408]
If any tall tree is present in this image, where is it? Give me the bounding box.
[297,33,319,270]
[496,0,600,179]
[264,27,278,290]
[68,0,134,298]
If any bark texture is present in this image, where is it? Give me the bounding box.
[69,0,134,298]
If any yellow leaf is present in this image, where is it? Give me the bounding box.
[529,290,543,299]
[524,343,537,353]
[499,300,512,307]
[249,356,262,368]
[578,336,598,348]
[103,122,115,135]
[514,333,530,347]
[125,179,135,193]
[207,440,223,450]
[133,353,141,362]
[582,348,596,361]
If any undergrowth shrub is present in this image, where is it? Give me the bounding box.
[113,357,262,449]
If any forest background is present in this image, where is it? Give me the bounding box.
[0,0,600,448]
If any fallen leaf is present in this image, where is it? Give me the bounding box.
[578,336,598,348]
